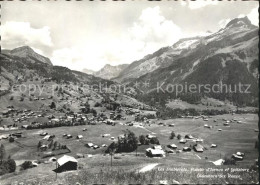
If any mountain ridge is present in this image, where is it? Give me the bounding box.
[2,46,53,65]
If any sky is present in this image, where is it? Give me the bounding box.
[1,0,259,72]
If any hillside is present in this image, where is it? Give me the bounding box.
[83,64,129,80]
[115,17,259,107]
[0,47,150,113]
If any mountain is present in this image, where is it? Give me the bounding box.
[2,46,53,65]
[82,68,96,75]
[115,17,259,106]
[94,64,129,80]
[0,46,150,112]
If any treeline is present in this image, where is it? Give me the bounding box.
[156,108,231,119]
[135,86,258,109]
[105,130,138,153]
[25,121,87,130]
[105,131,161,154]
[135,114,156,122]
[0,144,16,175]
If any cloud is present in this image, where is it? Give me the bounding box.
[218,6,259,28]
[218,18,231,28]
[1,21,53,50]
[109,7,183,62]
[51,6,183,71]
[181,0,218,9]
[247,7,259,26]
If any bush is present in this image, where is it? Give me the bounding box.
[139,135,146,145]
[9,137,15,143]
[20,161,34,170]
[223,157,236,165]
[6,158,16,172]
[94,102,102,107]
[150,137,160,145]
[50,102,56,109]
[0,158,16,175]
[106,131,138,153]
[170,131,175,139]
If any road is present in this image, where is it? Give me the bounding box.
[139,163,160,173]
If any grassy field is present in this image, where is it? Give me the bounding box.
[166,98,257,111]
[0,113,258,184]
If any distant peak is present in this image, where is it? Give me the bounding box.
[10,45,52,65]
[12,46,34,52]
[225,16,255,29]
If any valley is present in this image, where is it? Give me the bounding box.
[0,16,259,184]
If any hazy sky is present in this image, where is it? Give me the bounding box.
[1,1,259,71]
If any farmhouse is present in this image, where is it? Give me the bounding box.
[183,147,191,152]
[40,145,48,151]
[43,135,51,140]
[212,159,224,166]
[168,144,177,149]
[49,157,57,162]
[232,154,243,160]
[76,153,84,158]
[153,145,162,150]
[86,143,94,148]
[223,122,229,126]
[179,139,187,144]
[193,144,204,152]
[147,134,156,139]
[195,138,203,143]
[67,134,72,139]
[185,134,194,139]
[53,155,78,173]
[40,132,48,136]
[77,135,83,139]
[93,145,99,149]
[146,147,165,157]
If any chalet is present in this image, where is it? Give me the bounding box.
[21,125,29,129]
[40,132,48,136]
[147,134,156,139]
[77,135,83,139]
[43,135,51,140]
[185,134,194,139]
[223,122,229,126]
[146,147,165,157]
[53,155,78,173]
[76,153,84,158]
[86,143,94,148]
[182,147,191,152]
[195,139,203,143]
[153,145,162,150]
[210,144,217,148]
[232,154,243,160]
[49,157,57,162]
[102,134,110,137]
[193,144,204,152]
[40,145,48,151]
[67,134,72,139]
[179,139,187,144]
[212,159,224,166]
[93,145,99,149]
[168,144,177,149]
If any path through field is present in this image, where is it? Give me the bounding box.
[134,125,156,134]
[139,163,160,173]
